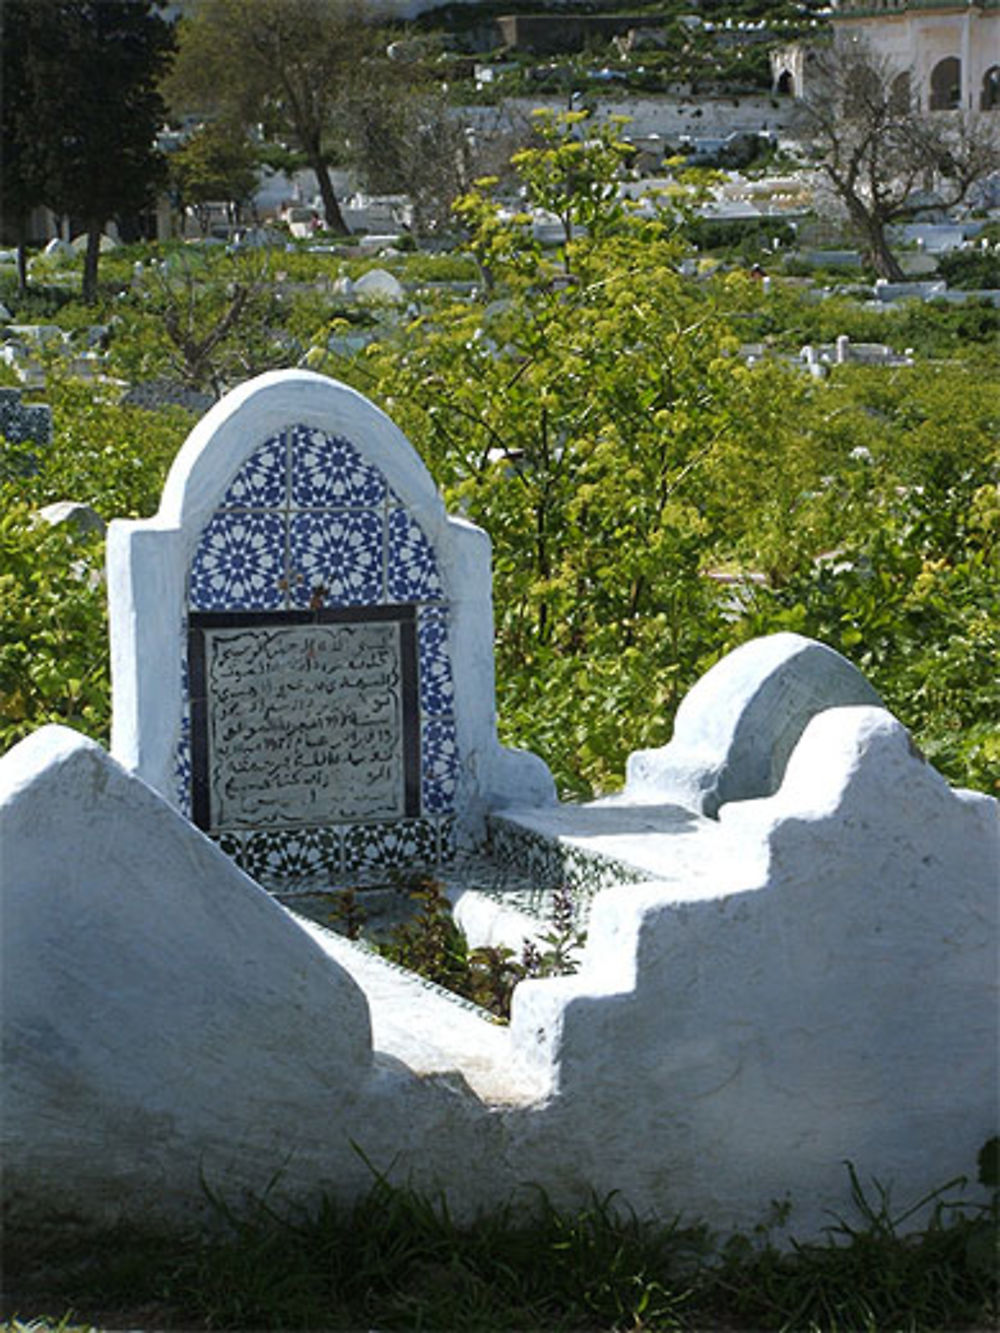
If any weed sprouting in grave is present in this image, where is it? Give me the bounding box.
[380,873,472,995]
[327,883,366,940]
[522,881,588,980]
[464,942,524,1018]
[328,875,587,1019]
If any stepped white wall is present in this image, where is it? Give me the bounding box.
[3,674,996,1240]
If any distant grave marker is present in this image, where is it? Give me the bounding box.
[0,386,52,448]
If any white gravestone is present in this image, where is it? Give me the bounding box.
[623,632,883,816]
[108,369,553,887]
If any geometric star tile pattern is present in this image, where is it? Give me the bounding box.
[187,426,446,612]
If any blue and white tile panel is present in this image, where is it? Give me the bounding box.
[178,424,459,877]
[189,426,444,612]
[217,818,455,891]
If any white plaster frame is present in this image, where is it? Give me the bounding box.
[108,370,554,845]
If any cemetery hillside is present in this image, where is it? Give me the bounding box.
[1,2,999,1330]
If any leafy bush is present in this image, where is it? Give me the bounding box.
[318,148,997,795]
[936,247,1000,291]
[0,379,190,754]
[2,156,996,798]
[742,281,1000,357]
[0,502,109,749]
[687,216,796,257]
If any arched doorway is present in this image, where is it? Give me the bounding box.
[890,70,912,113]
[929,57,961,110]
[982,66,1000,110]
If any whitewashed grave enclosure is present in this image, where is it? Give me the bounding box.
[1,369,996,1244]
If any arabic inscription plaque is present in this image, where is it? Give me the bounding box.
[188,608,421,832]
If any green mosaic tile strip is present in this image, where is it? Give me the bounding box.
[486,815,654,908]
[342,818,439,880]
[212,817,450,891]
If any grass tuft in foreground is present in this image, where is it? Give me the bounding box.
[3,1147,997,1332]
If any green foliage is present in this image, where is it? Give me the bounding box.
[165,0,371,233]
[0,503,109,749]
[379,874,472,995]
[726,362,999,793]
[0,274,76,323]
[301,140,998,798]
[745,280,1000,358]
[341,876,586,1019]
[2,0,174,302]
[1,143,996,799]
[25,379,192,519]
[935,247,1000,291]
[453,108,706,286]
[168,122,259,230]
[0,381,190,753]
[108,247,291,393]
[333,243,744,792]
[688,216,797,259]
[508,109,636,252]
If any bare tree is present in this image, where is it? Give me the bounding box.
[131,250,282,398]
[796,39,1000,280]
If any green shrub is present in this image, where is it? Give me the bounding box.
[1,380,190,755]
[0,502,109,749]
[936,248,1000,291]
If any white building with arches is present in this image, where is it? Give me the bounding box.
[772,0,999,112]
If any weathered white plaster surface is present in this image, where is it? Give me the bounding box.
[1,727,373,1222]
[511,706,999,1236]
[623,632,883,815]
[0,729,540,1231]
[106,369,554,845]
[491,799,721,883]
[3,648,997,1243]
[296,920,542,1104]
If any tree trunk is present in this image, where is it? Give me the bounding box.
[853,208,905,282]
[311,154,349,236]
[865,230,905,282]
[82,221,102,305]
[16,218,29,294]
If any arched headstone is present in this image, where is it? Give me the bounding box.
[108,370,553,887]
